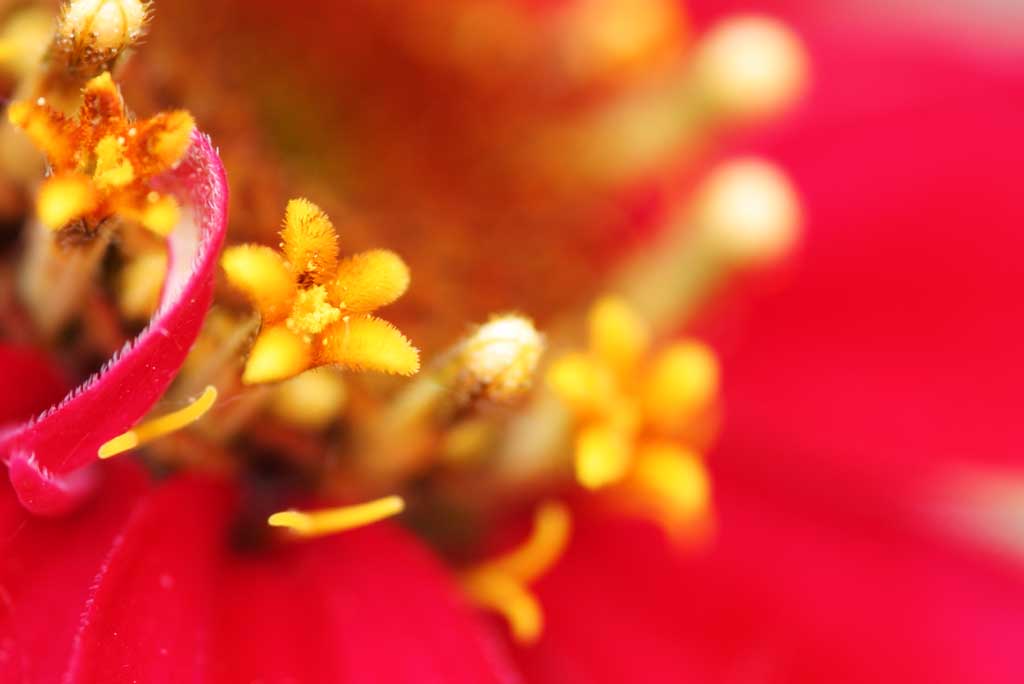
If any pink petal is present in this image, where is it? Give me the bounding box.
[0,131,229,516]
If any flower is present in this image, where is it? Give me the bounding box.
[8,71,194,234]
[221,198,419,384]
[4,1,1024,683]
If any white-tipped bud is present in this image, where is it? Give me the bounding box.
[462,315,545,403]
[58,0,149,59]
[695,158,801,266]
[693,14,808,122]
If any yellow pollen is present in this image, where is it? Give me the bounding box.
[98,386,217,458]
[285,285,341,336]
[268,495,405,538]
[462,500,572,644]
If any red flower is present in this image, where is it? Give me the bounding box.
[3,3,1024,684]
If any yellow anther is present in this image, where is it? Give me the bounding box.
[98,386,217,458]
[221,245,295,322]
[268,495,405,538]
[243,325,312,385]
[629,442,711,534]
[575,422,633,489]
[643,340,720,432]
[588,294,650,377]
[37,175,98,230]
[462,315,545,403]
[286,285,342,336]
[317,315,420,376]
[93,135,135,189]
[281,198,339,284]
[546,352,618,417]
[462,500,572,644]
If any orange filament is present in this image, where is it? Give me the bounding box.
[268,495,405,538]
[462,500,572,644]
[98,385,217,458]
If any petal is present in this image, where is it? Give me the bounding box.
[242,324,312,384]
[0,131,229,515]
[0,345,68,426]
[519,491,1024,684]
[330,248,410,313]
[318,315,420,376]
[0,461,153,684]
[1,471,521,683]
[212,523,521,684]
[221,244,295,322]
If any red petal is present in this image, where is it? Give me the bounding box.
[519,492,1024,684]
[0,131,229,516]
[0,346,68,426]
[211,524,520,684]
[1,471,520,683]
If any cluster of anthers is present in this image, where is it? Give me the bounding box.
[549,296,718,535]
[8,71,193,235]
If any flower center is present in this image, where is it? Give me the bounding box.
[285,285,342,337]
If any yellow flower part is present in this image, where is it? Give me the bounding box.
[547,295,720,531]
[222,198,419,384]
[462,500,572,644]
[7,71,195,235]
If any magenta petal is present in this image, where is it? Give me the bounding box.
[0,131,228,516]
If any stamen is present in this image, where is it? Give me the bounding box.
[267,495,405,538]
[98,386,217,458]
[462,500,572,644]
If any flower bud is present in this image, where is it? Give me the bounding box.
[462,315,545,403]
[695,158,801,267]
[57,0,150,66]
[693,14,808,123]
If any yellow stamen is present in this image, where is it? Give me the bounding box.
[462,501,572,644]
[588,295,649,378]
[268,495,405,538]
[98,386,217,458]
